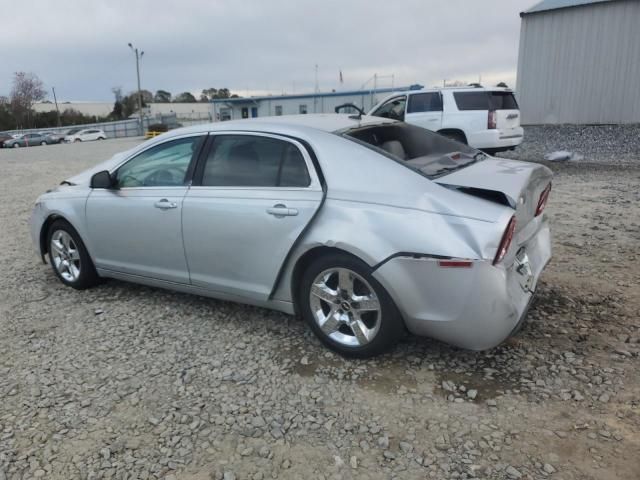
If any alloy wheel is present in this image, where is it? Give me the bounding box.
[309,267,381,347]
[50,230,81,282]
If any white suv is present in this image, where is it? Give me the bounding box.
[64,128,107,143]
[369,86,524,153]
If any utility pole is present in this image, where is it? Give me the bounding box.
[314,64,319,113]
[52,87,61,127]
[128,43,144,135]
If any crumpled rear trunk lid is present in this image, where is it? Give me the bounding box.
[436,158,553,232]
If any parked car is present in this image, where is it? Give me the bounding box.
[30,115,552,357]
[64,128,107,143]
[3,132,51,148]
[369,85,524,153]
[0,132,14,147]
[39,131,65,144]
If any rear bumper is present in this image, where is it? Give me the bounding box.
[373,216,551,350]
[468,127,524,150]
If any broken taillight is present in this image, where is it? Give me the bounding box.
[535,183,552,217]
[493,216,516,265]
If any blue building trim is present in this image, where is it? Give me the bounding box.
[210,85,423,104]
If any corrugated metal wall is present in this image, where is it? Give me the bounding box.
[516,0,640,124]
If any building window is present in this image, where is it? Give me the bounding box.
[241,107,249,119]
[299,104,308,114]
[275,105,283,116]
[219,108,231,121]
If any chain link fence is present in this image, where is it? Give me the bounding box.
[4,112,214,139]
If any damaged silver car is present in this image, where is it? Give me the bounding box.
[30,114,552,357]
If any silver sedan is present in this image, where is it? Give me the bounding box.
[30,114,552,357]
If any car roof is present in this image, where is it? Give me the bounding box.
[384,86,514,95]
[159,114,396,139]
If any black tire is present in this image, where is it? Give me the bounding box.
[46,219,100,290]
[441,131,467,145]
[299,252,404,358]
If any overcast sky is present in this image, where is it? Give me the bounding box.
[1,0,536,101]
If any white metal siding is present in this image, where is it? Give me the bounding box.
[516,0,640,124]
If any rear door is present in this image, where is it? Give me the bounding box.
[182,132,323,300]
[404,92,443,131]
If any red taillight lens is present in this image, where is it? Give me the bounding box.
[535,183,552,217]
[493,216,516,265]
[438,260,473,268]
[487,110,497,129]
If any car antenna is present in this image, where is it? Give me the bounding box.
[334,103,365,120]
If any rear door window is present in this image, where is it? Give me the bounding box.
[199,135,310,188]
[453,92,489,110]
[407,92,443,113]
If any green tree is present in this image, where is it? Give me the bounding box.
[174,92,197,103]
[154,90,172,103]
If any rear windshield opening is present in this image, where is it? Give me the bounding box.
[342,123,483,178]
[454,91,519,111]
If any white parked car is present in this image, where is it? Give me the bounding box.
[65,128,107,143]
[369,86,524,153]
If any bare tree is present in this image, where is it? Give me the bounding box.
[10,72,46,128]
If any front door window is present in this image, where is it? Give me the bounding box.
[371,96,407,121]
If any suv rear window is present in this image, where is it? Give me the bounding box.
[489,92,519,110]
[342,123,482,179]
[454,91,519,110]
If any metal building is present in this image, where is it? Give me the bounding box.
[516,0,640,124]
[210,86,421,122]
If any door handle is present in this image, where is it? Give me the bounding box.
[267,204,298,217]
[154,199,178,210]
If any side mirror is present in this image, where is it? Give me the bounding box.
[90,170,115,189]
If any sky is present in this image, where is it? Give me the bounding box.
[0,0,537,102]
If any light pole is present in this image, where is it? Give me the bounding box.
[128,43,144,135]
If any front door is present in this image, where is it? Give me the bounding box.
[182,133,323,300]
[404,92,443,131]
[86,134,205,283]
[251,107,258,118]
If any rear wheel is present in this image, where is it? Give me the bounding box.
[47,220,100,290]
[40,141,47,146]
[299,253,404,358]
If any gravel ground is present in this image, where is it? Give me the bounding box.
[0,135,638,480]
[496,124,640,165]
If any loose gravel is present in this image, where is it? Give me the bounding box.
[0,134,639,480]
[497,124,640,165]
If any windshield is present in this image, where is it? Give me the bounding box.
[341,122,484,178]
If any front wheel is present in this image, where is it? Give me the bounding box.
[13,143,20,148]
[40,141,47,146]
[47,220,100,290]
[299,253,404,358]
[74,138,82,143]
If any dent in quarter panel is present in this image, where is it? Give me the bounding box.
[270,198,509,304]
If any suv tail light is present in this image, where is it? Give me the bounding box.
[493,216,516,265]
[535,183,552,217]
[487,110,497,129]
